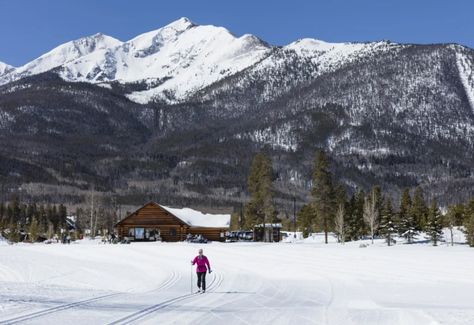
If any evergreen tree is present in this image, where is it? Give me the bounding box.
[356,190,367,237]
[11,196,20,225]
[311,150,335,244]
[26,203,35,224]
[450,203,466,226]
[7,221,20,243]
[372,185,384,232]
[426,199,443,246]
[58,204,68,231]
[0,201,5,230]
[398,188,417,243]
[244,153,275,239]
[38,204,48,235]
[0,203,5,231]
[379,198,396,246]
[464,198,474,247]
[347,190,366,241]
[297,204,316,238]
[52,205,59,232]
[411,187,428,231]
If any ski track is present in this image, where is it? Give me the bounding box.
[107,271,224,325]
[0,270,181,325]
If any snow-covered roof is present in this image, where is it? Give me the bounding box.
[255,223,282,228]
[160,205,230,228]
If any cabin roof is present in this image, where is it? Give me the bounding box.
[159,204,230,228]
[116,202,230,228]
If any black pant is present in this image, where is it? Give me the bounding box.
[197,272,206,291]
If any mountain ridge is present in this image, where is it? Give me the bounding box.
[0,18,474,208]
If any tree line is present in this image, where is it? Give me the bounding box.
[0,190,122,243]
[241,151,474,246]
[0,196,68,242]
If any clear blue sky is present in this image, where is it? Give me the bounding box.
[0,0,473,66]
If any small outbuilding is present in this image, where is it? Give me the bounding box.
[115,202,230,242]
[254,223,282,242]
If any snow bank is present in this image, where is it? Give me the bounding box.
[0,234,9,246]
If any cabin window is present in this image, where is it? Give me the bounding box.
[135,228,145,239]
[170,228,177,237]
[128,228,134,237]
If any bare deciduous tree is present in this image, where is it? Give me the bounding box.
[363,190,379,244]
[334,203,345,244]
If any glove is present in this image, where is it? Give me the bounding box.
[208,269,212,274]
[190,261,193,265]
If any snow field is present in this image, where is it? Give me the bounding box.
[1,239,474,324]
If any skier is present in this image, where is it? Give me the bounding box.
[191,248,212,293]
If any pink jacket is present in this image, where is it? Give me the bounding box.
[192,255,211,273]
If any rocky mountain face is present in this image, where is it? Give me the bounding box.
[1,18,473,209]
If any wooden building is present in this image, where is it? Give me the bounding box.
[115,202,230,242]
[254,223,282,242]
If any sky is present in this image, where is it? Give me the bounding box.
[0,0,473,66]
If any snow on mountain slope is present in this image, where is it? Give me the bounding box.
[0,61,14,76]
[58,17,271,103]
[284,38,402,75]
[0,33,122,85]
[0,18,406,104]
[456,51,474,113]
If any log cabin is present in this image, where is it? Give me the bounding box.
[115,202,230,242]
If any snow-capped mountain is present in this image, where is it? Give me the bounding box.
[0,33,122,85]
[0,18,408,105]
[1,18,474,207]
[0,18,271,103]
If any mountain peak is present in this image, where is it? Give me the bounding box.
[164,17,196,31]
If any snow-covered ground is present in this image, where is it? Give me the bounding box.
[1,235,473,325]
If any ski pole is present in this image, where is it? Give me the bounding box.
[190,263,193,294]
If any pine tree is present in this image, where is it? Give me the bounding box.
[451,203,466,226]
[59,204,68,230]
[411,187,428,231]
[464,198,474,247]
[311,150,335,244]
[11,196,20,225]
[379,198,396,246]
[38,204,48,235]
[297,204,316,238]
[372,185,384,233]
[8,221,20,243]
[0,201,5,230]
[398,188,417,243]
[426,199,443,246]
[346,191,365,241]
[244,153,275,240]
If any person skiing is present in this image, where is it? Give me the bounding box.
[191,248,212,293]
